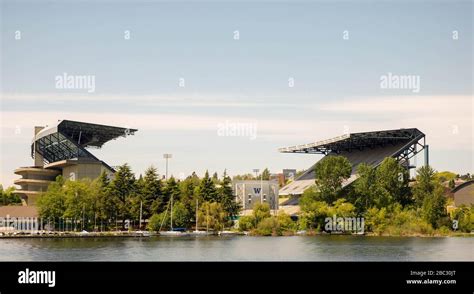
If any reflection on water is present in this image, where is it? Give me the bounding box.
[0,236,473,261]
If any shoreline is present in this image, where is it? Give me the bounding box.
[0,231,472,239]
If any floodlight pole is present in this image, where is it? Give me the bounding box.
[163,154,172,180]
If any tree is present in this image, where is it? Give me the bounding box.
[212,172,219,184]
[261,168,271,180]
[451,206,474,232]
[140,166,162,218]
[37,176,66,221]
[0,185,20,205]
[238,215,255,231]
[109,164,137,228]
[353,159,410,210]
[197,202,227,231]
[170,201,191,229]
[353,163,378,209]
[314,155,352,204]
[375,158,410,206]
[448,179,455,190]
[435,171,457,183]
[163,176,181,203]
[63,179,95,230]
[94,171,114,227]
[218,170,241,218]
[252,202,271,225]
[198,170,218,202]
[413,165,437,206]
[422,184,447,228]
[233,173,255,180]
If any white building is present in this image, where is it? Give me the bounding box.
[233,180,279,210]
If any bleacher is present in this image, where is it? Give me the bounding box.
[278,128,426,197]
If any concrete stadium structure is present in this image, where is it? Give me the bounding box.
[13,120,137,206]
[278,128,427,202]
[451,180,474,207]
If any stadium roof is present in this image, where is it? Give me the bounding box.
[278,128,425,155]
[32,120,137,166]
[278,128,427,196]
[35,120,137,148]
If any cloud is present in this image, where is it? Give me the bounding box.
[1,93,302,109]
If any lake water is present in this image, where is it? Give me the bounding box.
[1,236,473,261]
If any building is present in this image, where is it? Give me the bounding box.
[278,128,427,202]
[13,120,137,206]
[451,180,474,207]
[233,180,279,210]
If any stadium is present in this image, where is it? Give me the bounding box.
[13,120,137,206]
[278,128,428,205]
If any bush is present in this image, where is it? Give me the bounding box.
[238,215,255,231]
[147,213,168,231]
[252,202,271,224]
[277,212,296,232]
[451,206,474,232]
[255,217,279,236]
[365,204,435,236]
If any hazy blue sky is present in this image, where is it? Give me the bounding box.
[1,0,472,186]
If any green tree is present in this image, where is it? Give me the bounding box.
[147,213,166,231]
[413,165,436,206]
[375,158,410,206]
[435,171,457,183]
[198,170,218,202]
[140,166,163,218]
[353,163,378,209]
[448,179,455,190]
[314,155,352,204]
[170,201,191,229]
[261,168,271,180]
[218,170,241,218]
[451,206,473,232]
[109,164,137,228]
[197,201,227,231]
[238,215,255,231]
[212,172,219,184]
[422,184,447,228]
[37,176,66,221]
[163,176,180,203]
[63,179,97,230]
[252,202,271,225]
[0,185,20,205]
[94,171,115,228]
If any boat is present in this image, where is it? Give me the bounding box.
[217,231,237,236]
[189,199,213,236]
[158,194,189,236]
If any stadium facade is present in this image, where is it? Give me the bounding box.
[278,128,427,200]
[233,180,279,210]
[13,120,137,206]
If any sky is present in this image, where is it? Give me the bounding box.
[0,0,472,186]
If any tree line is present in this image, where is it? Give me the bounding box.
[298,156,473,235]
[36,164,241,231]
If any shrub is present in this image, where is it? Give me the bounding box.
[147,213,167,231]
[255,217,279,236]
[238,215,255,231]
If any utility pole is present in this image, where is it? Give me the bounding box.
[139,201,143,231]
[163,153,173,180]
